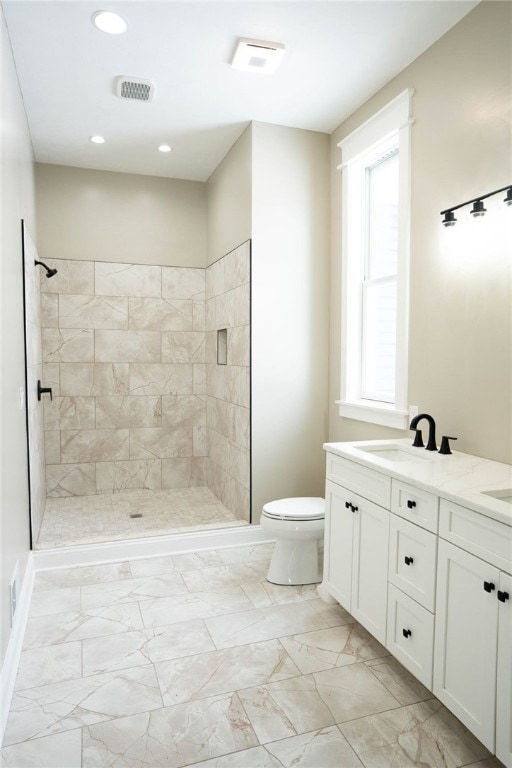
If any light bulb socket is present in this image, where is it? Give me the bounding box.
[504,188,512,206]
[442,210,457,227]
[470,199,486,217]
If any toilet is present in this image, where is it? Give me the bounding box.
[260,497,325,586]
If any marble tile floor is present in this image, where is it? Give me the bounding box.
[1,542,505,768]
[36,487,245,549]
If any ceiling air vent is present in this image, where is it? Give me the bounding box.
[115,76,154,102]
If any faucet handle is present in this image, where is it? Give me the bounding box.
[439,436,457,455]
[412,429,424,448]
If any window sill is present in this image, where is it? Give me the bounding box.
[336,400,409,430]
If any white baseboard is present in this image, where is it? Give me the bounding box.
[0,552,35,747]
[33,524,271,570]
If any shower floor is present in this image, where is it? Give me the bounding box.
[35,487,246,549]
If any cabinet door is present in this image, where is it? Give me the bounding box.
[324,479,354,610]
[496,571,512,768]
[351,494,389,645]
[433,539,499,751]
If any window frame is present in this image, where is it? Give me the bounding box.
[336,89,414,430]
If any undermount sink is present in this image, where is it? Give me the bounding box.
[481,489,512,505]
[355,443,431,462]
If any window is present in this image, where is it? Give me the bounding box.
[337,89,413,429]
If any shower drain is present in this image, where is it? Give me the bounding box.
[130,513,143,519]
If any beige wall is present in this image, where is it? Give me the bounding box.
[0,10,36,664]
[206,125,252,266]
[251,122,330,519]
[329,1,512,464]
[35,164,207,267]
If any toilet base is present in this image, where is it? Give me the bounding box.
[266,537,322,586]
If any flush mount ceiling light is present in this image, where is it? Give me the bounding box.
[89,135,105,144]
[158,145,172,153]
[231,38,285,74]
[92,10,127,35]
[440,184,512,226]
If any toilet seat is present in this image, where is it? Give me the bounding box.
[262,497,324,522]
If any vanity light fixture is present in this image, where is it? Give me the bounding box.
[158,144,172,153]
[440,184,512,226]
[89,135,105,144]
[231,38,285,74]
[470,200,486,218]
[92,10,127,35]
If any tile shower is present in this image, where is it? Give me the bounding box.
[33,242,250,547]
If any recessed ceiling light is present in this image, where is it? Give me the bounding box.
[231,38,285,74]
[158,145,172,153]
[92,10,127,35]
[89,135,105,144]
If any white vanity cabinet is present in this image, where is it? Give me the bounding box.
[433,499,512,762]
[324,455,390,645]
[322,442,512,767]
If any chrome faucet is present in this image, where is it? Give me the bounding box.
[409,413,437,451]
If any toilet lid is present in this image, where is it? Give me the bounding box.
[262,497,325,521]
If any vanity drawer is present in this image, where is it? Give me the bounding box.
[389,514,437,611]
[391,480,439,533]
[387,583,434,690]
[439,499,512,574]
[326,453,391,508]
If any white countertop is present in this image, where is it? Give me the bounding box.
[324,439,512,527]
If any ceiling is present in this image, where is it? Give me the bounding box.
[3,0,478,182]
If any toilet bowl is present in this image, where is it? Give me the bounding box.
[260,497,325,586]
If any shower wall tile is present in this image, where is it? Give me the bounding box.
[226,366,250,408]
[193,364,206,395]
[43,363,60,396]
[162,267,205,300]
[128,298,193,331]
[41,293,59,327]
[44,431,61,465]
[42,329,94,362]
[96,459,162,493]
[46,463,96,497]
[129,363,192,396]
[96,396,162,428]
[228,326,250,367]
[60,363,131,397]
[40,259,94,295]
[207,364,226,400]
[206,258,225,300]
[39,254,250,500]
[233,284,250,326]
[95,262,161,298]
[193,426,207,457]
[214,291,235,329]
[130,427,192,459]
[44,396,96,430]
[161,331,206,363]
[205,331,217,365]
[205,241,251,523]
[95,330,161,362]
[59,295,128,330]
[60,429,130,463]
[162,457,206,489]
[161,395,206,427]
[193,301,205,331]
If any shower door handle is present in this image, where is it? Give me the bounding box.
[37,380,53,401]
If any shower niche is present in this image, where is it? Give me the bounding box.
[24,239,251,548]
